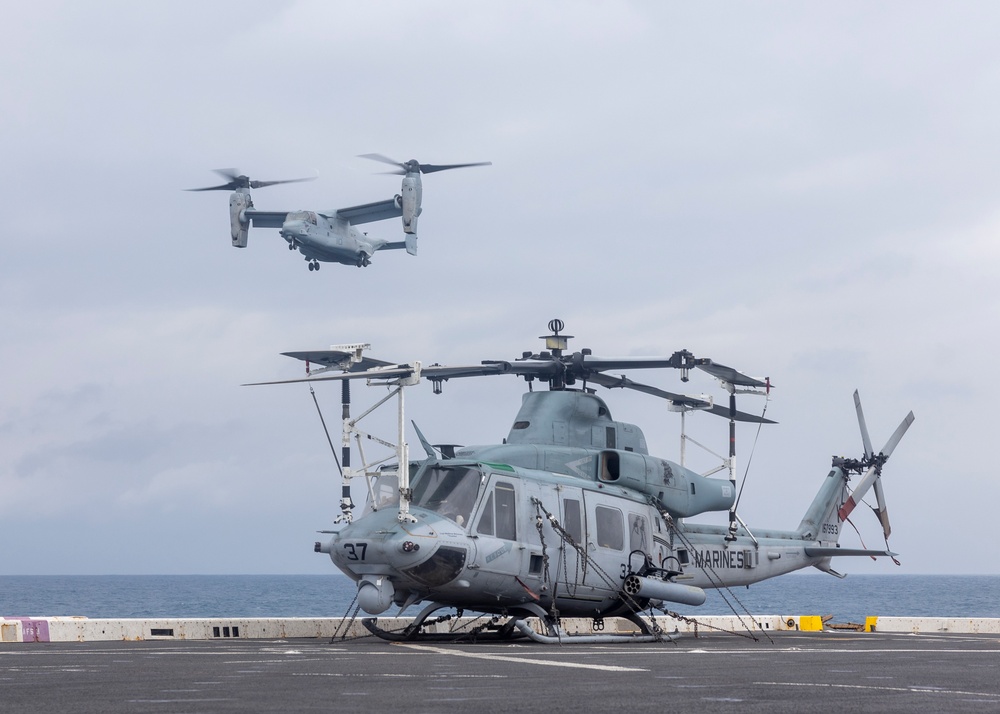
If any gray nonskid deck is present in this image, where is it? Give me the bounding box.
[2,631,999,713]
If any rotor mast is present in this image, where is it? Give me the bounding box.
[539,319,574,390]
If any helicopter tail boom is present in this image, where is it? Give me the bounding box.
[795,466,850,543]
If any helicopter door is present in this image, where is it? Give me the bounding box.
[582,493,629,594]
[470,475,527,602]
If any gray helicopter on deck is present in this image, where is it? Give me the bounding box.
[187,155,490,271]
[251,320,914,643]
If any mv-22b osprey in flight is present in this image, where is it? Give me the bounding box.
[188,155,490,272]
[252,321,915,643]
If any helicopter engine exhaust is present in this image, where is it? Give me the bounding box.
[357,575,395,615]
[622,574,706,607]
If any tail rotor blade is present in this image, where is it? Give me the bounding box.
[882,411,915,459]
[838,410,915,523]
[838,465,878,522]
[854,390,873,459]
[872,477,891,539]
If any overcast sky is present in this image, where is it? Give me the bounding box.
[3,2,998,577]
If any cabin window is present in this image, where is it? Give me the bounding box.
[477,482,517,540]
[512,421,530,430]
[628,513,649,553]
[563,498,583,544]
[595,506,624,550]
[411,465,481,527]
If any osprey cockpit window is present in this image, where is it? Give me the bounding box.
[288,210,318,225]
[410,465,481,527]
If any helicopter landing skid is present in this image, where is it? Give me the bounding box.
[361,617,525,642]
[511,610,680,644]
[362,601,680,644]
[361,602,526,643]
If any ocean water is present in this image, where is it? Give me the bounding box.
[3,574,998,625]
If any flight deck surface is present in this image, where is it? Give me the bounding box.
[2,631,999,713]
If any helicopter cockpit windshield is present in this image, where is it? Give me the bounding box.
[362,470,400,516]
[410,465,483,527]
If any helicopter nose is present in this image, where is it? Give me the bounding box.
[280,220,305,238]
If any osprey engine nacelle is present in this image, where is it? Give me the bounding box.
[229,191,250,248]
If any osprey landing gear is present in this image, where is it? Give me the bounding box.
[307,260,320,271]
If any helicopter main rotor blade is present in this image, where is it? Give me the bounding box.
[574,355,701,372]
[838,410,915,522]
[697,362,769,388]
[358,154,493,175]
[588,373,776,424]
[243,361,514,387]
[185,167,245,191]
[249,175,317,189]
[281,351,394,372]
[418,161,492,174]
[358,153,403,170]
[244,365,417,386]
[186,168,317,192]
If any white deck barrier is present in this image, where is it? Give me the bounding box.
[2,615,998,642]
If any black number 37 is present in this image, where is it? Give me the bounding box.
[343,543,368,561]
